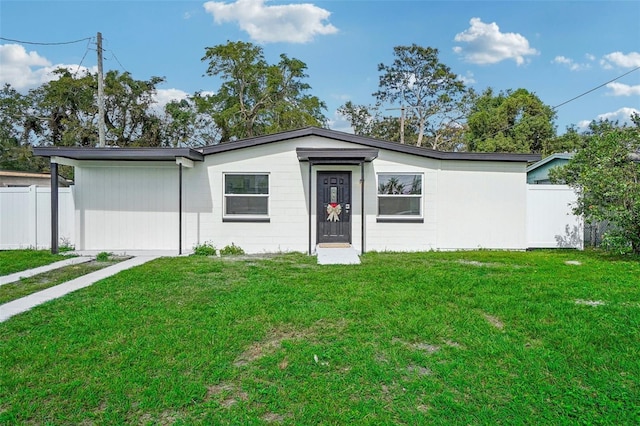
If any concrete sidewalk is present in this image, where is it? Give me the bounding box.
[0,256,93,286]
[0,256,160,323]
[316,245,361,265]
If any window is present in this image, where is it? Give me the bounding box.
[224,173,269,219]
[377,174,422,219]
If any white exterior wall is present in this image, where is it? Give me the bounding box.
[182,138,366,254]
[62,135,535,254]
[527,184,583,249]
[74,162,178,251]
[0,186,75,249]
[181,137,529,253]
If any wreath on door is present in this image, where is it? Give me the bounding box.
[326,203,342,222]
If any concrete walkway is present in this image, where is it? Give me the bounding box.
[0,256,159,323]
[316,245,361,265]
[0,256,93,286]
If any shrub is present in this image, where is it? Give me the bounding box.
[220,243,245,256]
[192,242,217,256]
[96,252,111,262]
[59,237,75,253]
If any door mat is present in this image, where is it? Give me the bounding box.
[317,243,352,248]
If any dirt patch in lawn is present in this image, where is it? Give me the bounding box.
[234,328,312,367]
[482,312,505,330]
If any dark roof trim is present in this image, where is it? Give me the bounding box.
[33,147,204,162]
[201,127,541,162]
[296,148,379,163]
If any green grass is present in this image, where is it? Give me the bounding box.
[1,250,639,424]
[0,260,120,304]
[0,249,72,276]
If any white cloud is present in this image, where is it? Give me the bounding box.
[453,18,538,65]
[458,71,476,85]
[606,82,640,96]
[600,51,640,69]
[578,107,640,129]
[153,88,190,107]
[0,44,96,91]
[203,0,338,43]
[552,55,591,71]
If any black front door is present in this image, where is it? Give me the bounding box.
[317,171,351,244]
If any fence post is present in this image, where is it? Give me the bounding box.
[28,185,38,248]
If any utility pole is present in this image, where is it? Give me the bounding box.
[97,32,106,147]
[386,105,406,144]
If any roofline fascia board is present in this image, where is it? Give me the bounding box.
[51,156,80,168]
[201,127,541,163]
[176,157,195,168]
[296,147,379,162]
[33,147,204,162]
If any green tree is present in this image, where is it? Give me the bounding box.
[373,44,470,149]
[465,88,556,153]
[0,84,48,171]
[551,117,640,254]
[337,101,415,142]
[201,41,327,142]
[544,124,585,155]
[28,69,98,147]
[102,71,166,147]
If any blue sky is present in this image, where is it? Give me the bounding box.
[1,0,639,136]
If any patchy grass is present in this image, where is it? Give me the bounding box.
[0,250,639,424]
[0,260,123,305]
[0,249,72,276]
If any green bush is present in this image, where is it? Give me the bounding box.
[601,231,633,255]
[192,242,217,256]
[220,243,245,256]
[96,252,111,262]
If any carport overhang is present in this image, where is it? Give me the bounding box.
[33,147,204,254]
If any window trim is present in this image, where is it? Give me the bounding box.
[376,172,424,221]
[223,172,270,220]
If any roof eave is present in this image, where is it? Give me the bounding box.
[33,147,204,162]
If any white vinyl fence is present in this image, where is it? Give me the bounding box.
[1,184,582,251]
[526,184,583,249]
[0,186,75,249]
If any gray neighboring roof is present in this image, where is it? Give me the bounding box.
[526,153,574,173]
[202,127,541,162]
[33,147,204,162]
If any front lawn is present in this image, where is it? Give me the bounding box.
[0,249,71,276]
[1,250,638,424]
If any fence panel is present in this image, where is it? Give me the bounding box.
[526,184,583,249]
[0,186,75,249]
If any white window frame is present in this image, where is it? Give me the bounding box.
[376,173,423,220]
[223,172,270,221]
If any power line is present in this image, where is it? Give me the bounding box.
[73,38,94,77]
[552,66,640,110]
[0,36,93,46]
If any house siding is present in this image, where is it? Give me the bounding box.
[67,135,531,253]
[74,162,178,251]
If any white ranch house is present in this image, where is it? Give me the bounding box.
[32,127,575,255]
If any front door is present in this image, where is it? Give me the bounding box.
[317,171,351,244]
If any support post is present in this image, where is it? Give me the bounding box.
[178,163,183,255]
[360,161,365,254]
[308,161,312,256]
[50,161,59,254]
